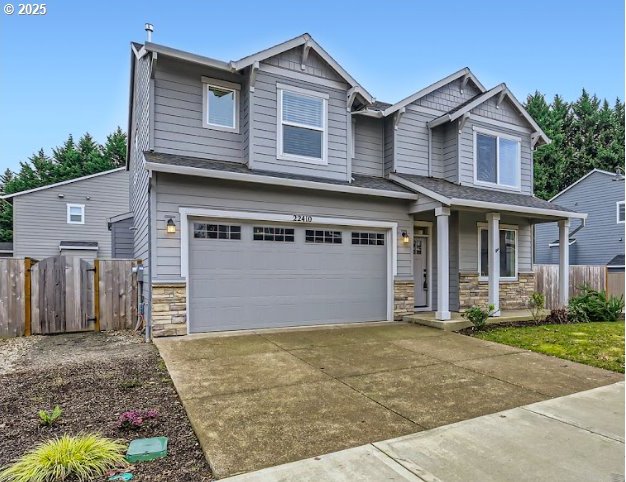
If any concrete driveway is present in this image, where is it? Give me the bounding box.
[155,322,623,478]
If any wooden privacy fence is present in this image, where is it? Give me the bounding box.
[0,256,140,337]
[534,264,609,309]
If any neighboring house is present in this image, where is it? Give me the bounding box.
[2,168,130,259]
[127,31,584,337]
[535,169,625,269]
[0,242,13,257]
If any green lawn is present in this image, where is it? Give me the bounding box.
[474,322,625,373]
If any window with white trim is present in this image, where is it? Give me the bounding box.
[202,77,239,132]
[478,227,517,280]
[474,128,521,189]
[617,201,625,224]
[278,85,328,164]
[67,204,85,224]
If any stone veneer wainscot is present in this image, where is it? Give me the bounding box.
[458,272,536,310]
[394,280,415,320]
[152,283,187,337]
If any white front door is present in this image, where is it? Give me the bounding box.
[413,236,429,307]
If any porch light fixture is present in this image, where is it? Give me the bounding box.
[166,218,176,234]
[401,230,410,244]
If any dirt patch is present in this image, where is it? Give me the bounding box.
[0,332,213,481]
[458,319,560,336]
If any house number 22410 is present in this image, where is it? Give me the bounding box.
[293,215,312,222]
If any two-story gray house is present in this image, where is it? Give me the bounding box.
[535,169,625,268]
[2,168,130,259]
[127,31,585,337]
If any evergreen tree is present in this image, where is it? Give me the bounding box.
[0,128,127,242]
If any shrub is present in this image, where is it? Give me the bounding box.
[0,434,126,482]
[463,304,496,330]
[38,406,62,427]
[528,292,546,322]
[545,308,569,324]
[116,409,158,430]
[568,287,625,323]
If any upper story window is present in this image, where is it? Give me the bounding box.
[617,201,625,224]
[277,84,328,165]
[202,77,240,133]
[67,204,85,224]
[474,127,521,190]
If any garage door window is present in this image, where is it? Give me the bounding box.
[352,232,385,246]
[253,226,295,242]
[194,223,241,240]
[305,230,342,244]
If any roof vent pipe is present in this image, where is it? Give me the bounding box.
[145,23,154,42]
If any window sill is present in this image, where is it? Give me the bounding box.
[277,153,328,166]
[478,276,519,283]
[202,123,239,134]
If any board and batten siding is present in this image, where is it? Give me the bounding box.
[250,68,349,181]
[153,173,414,281]
[12,169,129,259]
[352,116,384,177]
[152,57,245,163]
[535,171,625,265]
[457,211,533,273]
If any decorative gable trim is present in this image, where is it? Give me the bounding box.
[383,68,486,117]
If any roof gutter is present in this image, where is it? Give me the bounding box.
[449,198,587,220]
[145,162,418,200]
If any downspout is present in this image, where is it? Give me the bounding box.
[427,127,432,177]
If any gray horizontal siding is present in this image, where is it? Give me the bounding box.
[383,118,394,175]
[13,170,130,259]
[154,173,414,280]
[352,116,383,177]
[111,216,135,259]
[535,171,625,265]
[442,123,458,183]
[394,109,435,176]
[153,57,244,163]
[458,211,533,273]
[250,69,348,181]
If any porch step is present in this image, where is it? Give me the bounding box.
[404,310,536,332]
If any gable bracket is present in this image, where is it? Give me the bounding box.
[249,61,259,93]
[531,132,541,148]
[394,107,406,130]
[150,52,158,79]
[346,87,358,112]
[301,40,312,70]
[458,112,470,133]
[460,74,470,94]
[496,90,506,109]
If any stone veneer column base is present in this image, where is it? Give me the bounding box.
[394,280,415,320]
[458,272,536,311]
[151,283,187,337]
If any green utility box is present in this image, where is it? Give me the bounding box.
[125,437,168,463]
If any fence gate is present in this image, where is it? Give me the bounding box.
[30,256,94,334]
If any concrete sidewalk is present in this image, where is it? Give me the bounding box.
[224,382,625,482]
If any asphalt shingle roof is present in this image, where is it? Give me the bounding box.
[144,152,413,194]
[0,241,13,252]
[607,254,625,267]
[59,241,98,248]
[393,173,575,212]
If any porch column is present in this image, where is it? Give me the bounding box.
[559,219,570,306]
[487,213,501,316]
[435,207,450,320]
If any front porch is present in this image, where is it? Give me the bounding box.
[403,310,541,331]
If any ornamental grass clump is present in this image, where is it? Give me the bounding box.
[0,434,126,482]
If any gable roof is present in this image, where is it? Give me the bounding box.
[549,168,625,201]
[427,83,550,145]
[383,67,486,117]
[1,168,125,200]
[141,33,374,104]
[389,172,586,219]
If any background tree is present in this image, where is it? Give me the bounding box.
[526,91,625,200]
[0,128,126,242]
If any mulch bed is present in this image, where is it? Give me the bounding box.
[458,319,565,336]
[0,333,213,481]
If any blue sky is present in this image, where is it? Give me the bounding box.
[0,0,623,172]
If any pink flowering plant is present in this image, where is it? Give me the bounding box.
[116,409,159,430]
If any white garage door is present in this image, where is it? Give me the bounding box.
[188,219,388,332]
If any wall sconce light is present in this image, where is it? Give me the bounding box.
[401,230,410,244]
[166,218,176,234]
